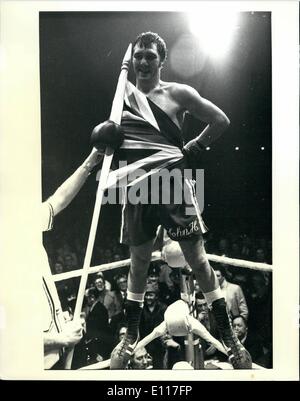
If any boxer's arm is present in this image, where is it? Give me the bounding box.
[177,84,230,147]
[47,149,103,217]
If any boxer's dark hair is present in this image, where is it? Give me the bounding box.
[133,32,167,62]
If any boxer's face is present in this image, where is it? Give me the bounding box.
[133,42,162,81]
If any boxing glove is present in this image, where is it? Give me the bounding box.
[91,120,124,151]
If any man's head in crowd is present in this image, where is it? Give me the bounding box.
[115,274,128,292]
[85,288,98,306]
[144,283,159,307]
[255,248,266,262]
[64,254,74,269]
[130,347,151,370]
[54,262,64,274]
[195,292,209,320]
[118,326,127,342]
[214,265,226,286]
[232,316,248,341]
[147,263,161,285]
[94,275,105,293]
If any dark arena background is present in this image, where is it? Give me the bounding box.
[40,12,272,369]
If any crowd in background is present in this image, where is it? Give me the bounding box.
[45,230,272,370]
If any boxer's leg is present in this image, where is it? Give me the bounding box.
[179,236,252,369]
[179,235,218,293]
[110,239,155,369]
[126,239,155,337]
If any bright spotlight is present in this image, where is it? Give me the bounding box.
[186,11,239,60]
[235,146,239,151]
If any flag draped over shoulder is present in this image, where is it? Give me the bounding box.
[101,81,184,190]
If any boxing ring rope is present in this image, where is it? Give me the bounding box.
[53,251,162,282]
[207,254,272,272]
[53,251,272,283]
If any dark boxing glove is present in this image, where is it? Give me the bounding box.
[91,120,124,151]
[182,137,206,170]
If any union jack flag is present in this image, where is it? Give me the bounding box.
[103,81,184,189]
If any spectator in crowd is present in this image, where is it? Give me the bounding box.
[93,274,118,319]
[214,265,249,321]
[109,306,128,343]
[96,271,112,291]
[64,253,78,271]
[217,238,229,256]
[194,292,219,360]
[195,292,214,333]
[240,234,254,260]
[140,283,167,369]
[52,261,76,311]
[113,273,128,315]
[246,271,272,368]
[53,261,64,274]
[113,254,122,262]
[72,287,112,368]
[254,248,267,263]
[57,243,79,270]
[147,270,160,286]
[232,315,266,367]
[128,347,153,370]
[228,242,242,259]
[117,325,128,343]
[103,249,113,263]
[229,267,250,298]
[55,280,75,312]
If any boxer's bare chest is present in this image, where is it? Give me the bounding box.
[145,86,185,130]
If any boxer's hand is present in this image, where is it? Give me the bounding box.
[182,137,205,169]
[91,120,124,151]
